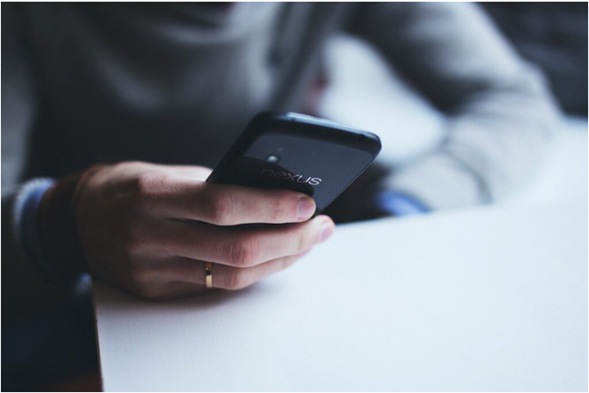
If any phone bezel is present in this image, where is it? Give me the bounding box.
[207,111,382,185]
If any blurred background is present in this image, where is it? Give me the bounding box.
[2,3,587,199]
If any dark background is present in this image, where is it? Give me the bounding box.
[483,2,588,115]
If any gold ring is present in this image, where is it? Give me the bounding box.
[205,262,213,289]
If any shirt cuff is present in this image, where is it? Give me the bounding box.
[374,190,430,216]
[14,178,90,293]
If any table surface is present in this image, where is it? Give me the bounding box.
[94,202,588,392]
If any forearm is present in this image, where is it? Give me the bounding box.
[1,181,78,326]
[1,166,103,326]
[350,3,561,208]
[387,66,560,208]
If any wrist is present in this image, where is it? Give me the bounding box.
[14,178,88,291]
[38,173,89,279]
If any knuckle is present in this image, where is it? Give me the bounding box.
[203,189,233,225]
[132,173,155,194]
[132,172,171,196]
[268,194,290,222]
[112,161,131,173]
[127,174,157,211]
[229,234,261,267]
[224,269,250,290]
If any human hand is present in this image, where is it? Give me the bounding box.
[73,162,334,299]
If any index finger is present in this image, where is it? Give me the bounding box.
[141,173,316,225]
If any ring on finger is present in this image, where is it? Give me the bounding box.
[205,262,213,289]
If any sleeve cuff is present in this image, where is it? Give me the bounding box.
[14,178,90,293]
[383,153,486,210]
[374,190,430,216]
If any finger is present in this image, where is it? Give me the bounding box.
[165,166,212,180]
[129,281,209,301]
[135,172,316,225]
[193,182,317,225]
[158,252,306,290]
[162,215,334,267]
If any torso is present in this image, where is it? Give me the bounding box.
[20,3,350,178]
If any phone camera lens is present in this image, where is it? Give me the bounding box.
[357,134,366,144]
[265,155,281,164]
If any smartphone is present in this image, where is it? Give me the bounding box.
[207,112,381,215]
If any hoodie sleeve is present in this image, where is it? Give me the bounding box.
[348,2,560,209]
[1,4,86,326]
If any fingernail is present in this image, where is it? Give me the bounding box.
[319,220,335,243]
[297,197,315,220]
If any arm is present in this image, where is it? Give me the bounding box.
[1,4,77,325]
[2,5,335,310]
[348,3,560,209]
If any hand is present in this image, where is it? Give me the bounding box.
[73,162,334,299]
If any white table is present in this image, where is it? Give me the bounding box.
[94,202,587,391]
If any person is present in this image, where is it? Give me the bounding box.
[3,3,559,321]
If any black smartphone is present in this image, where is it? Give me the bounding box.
[207,112,381,215]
